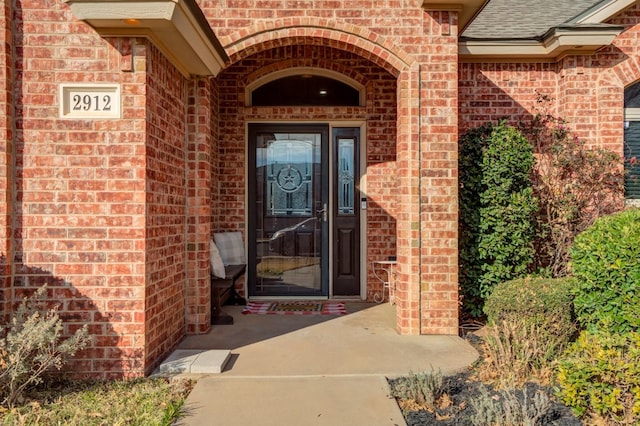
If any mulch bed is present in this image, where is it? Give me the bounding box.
[391,333,583,426]
[396,373,581,426]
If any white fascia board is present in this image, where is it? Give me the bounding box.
[64,0,227,77]
[575,0,638,24]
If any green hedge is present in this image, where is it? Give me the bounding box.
[570,208,640,333]
[556,331,640,422]
[484,276,575,329]
[459,121,537,316]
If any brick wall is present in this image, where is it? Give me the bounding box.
[416,11,460,335]
[4,1,154,378]
[144,43,190,373]
[184,78,215,334]
[16,0,640,378]
[459,63,558,135]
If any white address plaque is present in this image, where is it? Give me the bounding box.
[59,84,121,119]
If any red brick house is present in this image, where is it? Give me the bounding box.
[1,0,638,377]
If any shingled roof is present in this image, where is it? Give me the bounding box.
[462,0,612,39]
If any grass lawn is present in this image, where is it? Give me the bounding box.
[0,377,193,426]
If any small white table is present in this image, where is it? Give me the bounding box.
[371,260,397,304]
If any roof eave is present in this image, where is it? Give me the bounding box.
[422,0,489,32]
[459,25,624,62]
[63,0,229,78]
[573,0,638,24]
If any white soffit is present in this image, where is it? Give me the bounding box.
[64,0,228,77]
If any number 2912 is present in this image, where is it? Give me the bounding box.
[72,94,112,112]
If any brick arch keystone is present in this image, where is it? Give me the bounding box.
[219,17,412,77]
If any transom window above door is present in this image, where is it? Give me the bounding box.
[248,68,364,107]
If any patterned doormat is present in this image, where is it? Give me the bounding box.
[241,301,346,315]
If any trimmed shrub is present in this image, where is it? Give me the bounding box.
[556,331,640,423]
[478,277,576,386]
[459,121,537,316]
[484,276,575,333]
[569,208,640,333]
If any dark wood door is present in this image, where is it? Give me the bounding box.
[332,128,360,296]
[248,124,329,297]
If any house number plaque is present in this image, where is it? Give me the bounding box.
[59,84,121,119]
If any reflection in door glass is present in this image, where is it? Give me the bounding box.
[254,133,323,296]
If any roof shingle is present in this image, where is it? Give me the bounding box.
[462,0,607,39]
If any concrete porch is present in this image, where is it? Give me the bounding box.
[164,302,478,425]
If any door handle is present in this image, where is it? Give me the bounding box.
[316,203,328,222]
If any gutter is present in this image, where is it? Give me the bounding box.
[459,23,625,61]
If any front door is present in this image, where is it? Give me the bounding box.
[332,127,361,296]
[247,124,361,298]
[248,124,330,297]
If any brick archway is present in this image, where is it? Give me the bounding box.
[210,11,462,336]
[219,17,411,77]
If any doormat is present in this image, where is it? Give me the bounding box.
[241,301,346,315]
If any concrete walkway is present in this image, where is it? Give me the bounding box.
[166,302,478,426]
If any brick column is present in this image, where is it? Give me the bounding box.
[0,0,13,323]
[395,65,422,335]
[418,10,459,335]
[185,78,213,334]
[395,8,460,336]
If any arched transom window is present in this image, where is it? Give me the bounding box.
[247,68,364,107]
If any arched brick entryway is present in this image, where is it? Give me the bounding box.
[193,13,461,336]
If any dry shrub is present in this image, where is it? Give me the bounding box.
[470,385,552,426]
[390,370,446,412]
[520,93,624,277]
[477,317,568,388]
[0,286,89,408]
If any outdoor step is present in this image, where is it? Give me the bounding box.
[157,349,231,374]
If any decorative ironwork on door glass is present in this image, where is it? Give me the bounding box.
[337,138,355,215]
[260,137,320,216]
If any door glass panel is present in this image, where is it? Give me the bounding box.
[337,138,355,215]
[253,132,324,296]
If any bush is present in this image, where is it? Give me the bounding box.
[459,123,493,316]
[470,385,552,426]
[484,276,575,335]
[459,121,537,316]
[389,369,445,412]
[556,331,640,423]
[478,317,572,388]
[521,93,624,277]
[569,208,640,333]
[0,286,90,408]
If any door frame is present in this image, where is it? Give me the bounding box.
[245,121,367,300]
